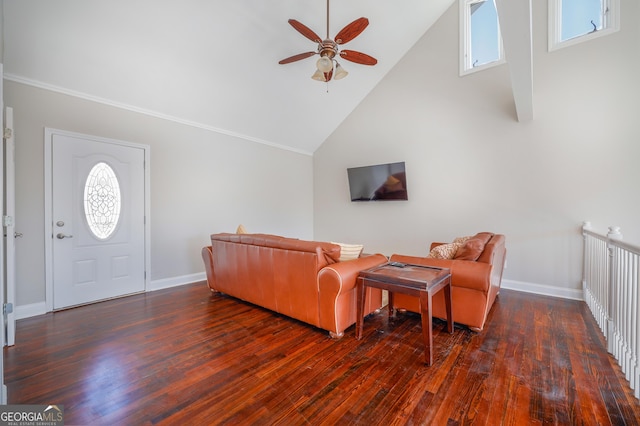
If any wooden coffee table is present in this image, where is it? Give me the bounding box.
[356,262,453,365]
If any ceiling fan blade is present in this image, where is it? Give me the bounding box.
[334,17,369,44]
[278,51,317,65]
[339,50,378,66]
[288,19,322,43]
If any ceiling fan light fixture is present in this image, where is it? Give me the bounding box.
[311,69,327,81]
[316,55,333,73]
[334,62,348,80]
[279,0,377,86]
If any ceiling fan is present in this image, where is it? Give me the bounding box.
[278,0,377,82]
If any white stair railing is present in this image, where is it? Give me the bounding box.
[582,222,640,398]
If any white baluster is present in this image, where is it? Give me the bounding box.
[608,226,623,241]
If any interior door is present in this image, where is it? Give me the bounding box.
[51,133,146,309]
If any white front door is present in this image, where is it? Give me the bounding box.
[49,131,147,309]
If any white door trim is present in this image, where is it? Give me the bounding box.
[0,63,6,404]
[4,107,16,346]
[44,128,150,312]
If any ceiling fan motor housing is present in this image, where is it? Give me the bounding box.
[318,39,338,59]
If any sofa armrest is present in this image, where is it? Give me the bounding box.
[389,254,493,293]
[317,253,387,336]
[317,254,388,295]
[201,246,217,291]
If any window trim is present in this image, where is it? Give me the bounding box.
[459,0,506,76]
[548,0,620,52]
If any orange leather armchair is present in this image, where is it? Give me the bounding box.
[390,233,506,331]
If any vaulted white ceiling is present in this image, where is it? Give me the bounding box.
[2,0,531,154]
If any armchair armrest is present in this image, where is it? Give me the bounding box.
[389,254,492,293]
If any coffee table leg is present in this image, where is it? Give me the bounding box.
[356,277,365,340]
[419,290,433,366]
[444,279,453,334]
[388,291,395,318]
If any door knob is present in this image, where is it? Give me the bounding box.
[56,233,73,239]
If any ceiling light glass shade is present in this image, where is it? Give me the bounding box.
[334,63,348,80]
[311,69,326,81]
[316,56,333,73]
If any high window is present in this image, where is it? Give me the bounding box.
[460,0,505,76]
[548,0,619,51]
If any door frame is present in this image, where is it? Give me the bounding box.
[44,128,150,312]
[0,63,7,404]
[4,106,16,346]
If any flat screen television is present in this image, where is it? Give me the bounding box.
[347,161,408,201]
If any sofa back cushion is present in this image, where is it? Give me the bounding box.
[211,233,341,269]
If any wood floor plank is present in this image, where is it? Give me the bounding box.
[5,283,640,425]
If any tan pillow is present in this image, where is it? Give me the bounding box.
[331,242,364,261]
[428,242,462,259]
[236,224,248,234]
[453,235,473,245]
[454,238,485,261]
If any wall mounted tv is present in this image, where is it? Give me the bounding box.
[347,161,408,201]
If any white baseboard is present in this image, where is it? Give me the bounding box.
[14,273,207,320]
[148,272,206,292]
[15,302,48,320]
[501,279,583,301]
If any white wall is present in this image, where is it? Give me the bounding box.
[5,81,314,309]
[314,0,640,298]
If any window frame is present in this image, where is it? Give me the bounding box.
[548,0,620,52]
[459,0,506,76]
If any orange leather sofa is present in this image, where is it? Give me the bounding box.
[202,233,387,338]
[389,233,506,331]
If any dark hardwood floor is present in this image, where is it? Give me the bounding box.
[5,283,640,425]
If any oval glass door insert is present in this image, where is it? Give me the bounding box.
[84,162,121,239]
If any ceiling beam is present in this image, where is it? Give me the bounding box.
[495,0,534,122]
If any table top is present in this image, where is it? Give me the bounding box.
[359,263,450,290]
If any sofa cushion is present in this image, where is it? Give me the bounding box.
[332,242,364,261]
[474,232,494,245]
[454,238,485,261]
[428,242,462,259]
[236,224,248,234]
